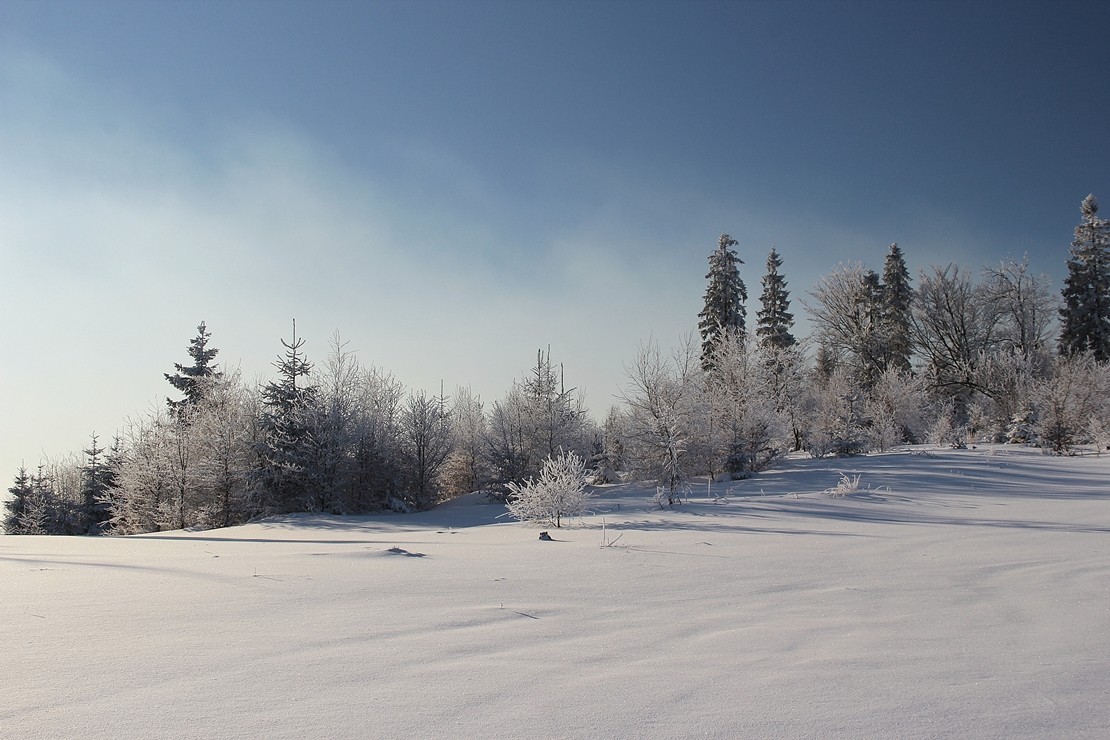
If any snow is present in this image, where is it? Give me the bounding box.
[4,446,1110,738]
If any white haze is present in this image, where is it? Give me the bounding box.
[1,48,1047,486]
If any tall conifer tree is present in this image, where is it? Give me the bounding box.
[857,269,885,387]
[1060,194,1110,361]
[756,247,796,350]
[4,466,33,534]
[80,433,115,533]
[258,321,319,512]
[166,321,221,414]
[698,233,746,372]
[880,243,914,373]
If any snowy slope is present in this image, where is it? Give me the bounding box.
[3,446,1109,738]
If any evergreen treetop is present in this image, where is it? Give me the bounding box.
[80,432,115,533]
[262,322,316,414]
[880,242,914,374]
[4,466,33,534]
[1060,194,1110,361]
[698,233,747,372]
[258,320,319,512]
[756,247,796,350]
[166,321,221,412]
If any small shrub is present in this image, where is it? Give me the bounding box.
[505,451,591,528]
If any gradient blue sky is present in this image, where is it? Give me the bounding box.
[2,0,1109,478]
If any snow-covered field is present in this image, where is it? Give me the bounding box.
[4,446,1110,738]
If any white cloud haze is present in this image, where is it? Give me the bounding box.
[2,0,1107,483]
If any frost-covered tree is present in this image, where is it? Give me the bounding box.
[30,457,84,534]
[398,389,453,510]
[622,339,702,503]
[698,234,747,372]
[753,250,807,450]
[505,450,591,528]
[801,366,867,458]
[4,466,35,534]
[1060,194,1110,361]
[440,386,489,498]
[709,333,791,475]
[80,433,115,533]
[257,321,319,513]
[107,406,206,532]
[814,342,839,381]
[907,258,1053,440]
[1032,353,1110,454]
[522,348,590,463]
[1007,404,1038,445]
[486,349,589,488]
[309,332,366,513]
[809,248,913,387]
[165,408,203,530]
[107,414,172,533]
[912,263,1000,403]
[192,371,259,528]
[165,321,221,415]
[807,263,886,386]
[970,350,1041,442]
[985,255,1057,364]
[859,269,887,385]
[23,464,63,534]
[880,243,914,374]
[756,247,795,351]
[927,399,967,448]
[13,461,78,535]
[345,365,405,512]
[596,405,628,481]
[863,368,928,451]
[764,342,809,451]
[486,385,531,490]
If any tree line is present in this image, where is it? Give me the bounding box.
[6,194,1110,534]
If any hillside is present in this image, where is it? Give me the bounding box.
[3,446,1109,738]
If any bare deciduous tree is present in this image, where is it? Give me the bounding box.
[398,389,453,510]
[1033,353,1110,453]
[622,339,702,504]
[983,256,1057,364]
[912,263,1002,401]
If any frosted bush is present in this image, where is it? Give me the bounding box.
[505,451,591,528]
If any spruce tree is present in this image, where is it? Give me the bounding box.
[698,233,747,372]
[166,321,221,414]
[1060,194,1110,361]
[258,321,319,512]
[814,343,838,381]
[756,247,796,351]
[80,433,115,533]
[880,243,914,373]
[858,269,885,387]
[27,465,60,534]
[523,348,586,463]
[4,466,33,534]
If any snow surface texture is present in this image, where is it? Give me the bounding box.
[4,446,1110,738]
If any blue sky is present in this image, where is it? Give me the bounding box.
[2,0,1109,477]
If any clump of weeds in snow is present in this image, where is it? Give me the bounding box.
[824,473,891,498]
[825,473,862,497]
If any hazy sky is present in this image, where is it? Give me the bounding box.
[2,0,1109,478]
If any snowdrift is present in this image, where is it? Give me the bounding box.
[3,446,1109,738]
